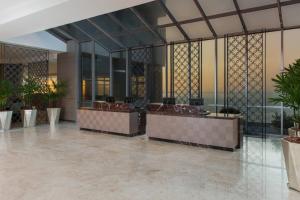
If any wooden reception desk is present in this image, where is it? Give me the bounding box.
[77,102,140,136]
[146,105,242,151]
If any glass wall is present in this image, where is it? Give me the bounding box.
[284,29,300,134]
[77,29,299,137]
[266,31,282,135]
[150,46,165,103]
[112,51,126,101]
[95,43,110,101]
[80,42,93,106]
[202,40,215,112]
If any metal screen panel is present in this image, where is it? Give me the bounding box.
[191,41,202,98]
[226,33,265,136]
[173,43,189,104]
[247,33,264,135]
[171,42,202,104]
[130,48,152,98]
[1,43,49,128]
[227,35,247,116]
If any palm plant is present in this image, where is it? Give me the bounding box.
[0,80,14,111]
[43,80,67,108]
[270,59,300,124]
[19,77,42,109]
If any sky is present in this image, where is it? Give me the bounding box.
[0,31,66,52]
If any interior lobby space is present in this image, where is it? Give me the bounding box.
[1,0,300,199]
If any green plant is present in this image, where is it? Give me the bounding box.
[0,80,14,111]
[43,80,67,108]
[270,59,300,123]
[19,77,42,109]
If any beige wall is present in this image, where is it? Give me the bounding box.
[57,41,79,121]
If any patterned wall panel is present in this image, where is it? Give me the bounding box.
[173,43,189,104]
[191,42,201,99]
[226,34,265,136]
[247,33,264,134]
[1,43,49,127]
[130,48,152,98]
[171,42,202,104]
[227,36,247,115]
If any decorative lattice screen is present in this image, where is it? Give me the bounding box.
[130,48,152,98]
[0,43,49,128]
[226,33,265,136]
[227,35,247,116]
[247,33,264,135]
[172,42,202,104]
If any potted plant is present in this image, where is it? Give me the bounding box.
[270,58,300,192]
[43,79,67,126]
[0,80,14,131]
[19,77,42,127]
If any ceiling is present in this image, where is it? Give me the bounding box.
[0,0,154,40]
[46,0,300,52]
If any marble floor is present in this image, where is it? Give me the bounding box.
[0,123,299,200]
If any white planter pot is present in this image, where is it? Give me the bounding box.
[0,111,12,131]
[47,108,61,126]
[282,138,300,192]
[23,109,37,128]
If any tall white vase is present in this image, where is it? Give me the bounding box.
[0,111,12,131]
[282,138,300,192]
[47,108,61,126]
[23,109,37,127]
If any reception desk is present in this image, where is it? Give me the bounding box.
[146,105,242,151]
[77,102,140,136]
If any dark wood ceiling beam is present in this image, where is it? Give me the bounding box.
[110,24,300,53]
[76,0,300,39]
[54,27,78,41]
[106,13,143,44]
[71,23,110,52]
[86,19,126,49]
[158,0,190,41]
[277,0,284,29]
[129,7,167,44]
[159,0,300,29]
[192,0,217,38]
[47,29,69,42]
[233,0,248,33]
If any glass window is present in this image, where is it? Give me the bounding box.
[111,9,145,30]
[59,25,90,42]
[75,21,120,51]
[96,77,110,100]
[202,40,215,112]
[150,46,165,103]
[283,29,300,134]
[95,43,110,100]
[80,42,93,105]
[112,51,126,101]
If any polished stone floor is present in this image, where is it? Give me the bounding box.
[0,123,299,200]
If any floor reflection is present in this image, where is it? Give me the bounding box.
[0,123,298,200]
